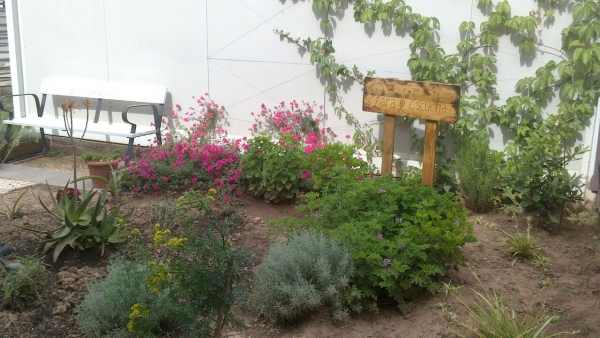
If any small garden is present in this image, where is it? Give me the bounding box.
[0,92,597,338]
[0,1,598,336]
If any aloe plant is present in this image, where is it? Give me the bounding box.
[21,180,132,262]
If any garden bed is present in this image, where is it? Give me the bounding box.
[0,155,595,337]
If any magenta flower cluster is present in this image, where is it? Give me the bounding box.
[128,94,242,202]
[249,100,338,154]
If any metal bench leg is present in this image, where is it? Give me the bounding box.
[125,138,134,165]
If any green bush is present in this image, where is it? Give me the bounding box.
[306,142,370,193]
[168,214,248,336]
[253,230,354,323]
[241,133,310,203]
[76,259,177,337]
[501,116,585,227]
[2,255,47,310]
[454,135,502,212]
[271,174,475,313]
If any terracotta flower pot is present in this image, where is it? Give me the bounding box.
[86,160,119,188]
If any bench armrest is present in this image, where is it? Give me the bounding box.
[0,93,43,119]
[121,103,161,133]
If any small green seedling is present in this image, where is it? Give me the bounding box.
[441,280,462,298]
[0,190,26,220]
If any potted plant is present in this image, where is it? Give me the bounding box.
[80,149,122,188]
[0,115,43,162]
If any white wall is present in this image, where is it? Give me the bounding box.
[6,0,598,185]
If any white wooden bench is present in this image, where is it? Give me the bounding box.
[0,78,167,161]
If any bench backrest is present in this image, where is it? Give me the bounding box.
[40,78,167,104]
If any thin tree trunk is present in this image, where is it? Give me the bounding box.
[214,261,234,338]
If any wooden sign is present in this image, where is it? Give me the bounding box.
[363,77,460,123]
[362,77,461,187]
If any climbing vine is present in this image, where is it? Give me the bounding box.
[276,0,600,224]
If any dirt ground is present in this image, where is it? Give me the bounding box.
[0,154,598,337]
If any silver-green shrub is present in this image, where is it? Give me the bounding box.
[253,230,354,323]
[76,259,176,337]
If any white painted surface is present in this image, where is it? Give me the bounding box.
[4,1,598,189]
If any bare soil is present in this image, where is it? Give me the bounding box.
[0,155,598,337]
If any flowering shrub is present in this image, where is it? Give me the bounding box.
[77,190,248,337]
[270,174,475,313]
[162,94,228,144]
[250,100,336,146]
[243,100,370,201]
[128,95,242,201]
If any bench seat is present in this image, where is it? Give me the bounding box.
[3,116,158,139]
[1,78,167,161]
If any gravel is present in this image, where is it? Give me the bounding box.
[0,178,37,194]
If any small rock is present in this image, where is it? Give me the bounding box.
[253,217,261,223]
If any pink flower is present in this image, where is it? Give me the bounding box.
[191,177,197,184]
[301,170,311,180]
[162,176,169,182]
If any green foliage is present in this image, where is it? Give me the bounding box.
[275,0,599,225]
[1,254,47,310]
[307,142,371,192]
[501,222,545,266]
[76,259,177,337]
[253,230,354,323]
[441,281,462,298]
[175,188,215,228]
[28,182,132,262]
[105,169,135,198]
[454,135,502,212]
[501,117,586,226]
[167,214,248,336]
[271,175,475,312]
[78,192,248,337]
[80,149,122,162]
[0,190,26,220]
[241,133,310,203]
[400,165,423,184]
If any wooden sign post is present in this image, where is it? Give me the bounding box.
[362,77,460,187]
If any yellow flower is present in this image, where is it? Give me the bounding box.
[131,228,141,235]
[208,188,217,194]
[177,195,185,202]
[207,196,215,201]
[154,223,161,230]
[127,303,147,333]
